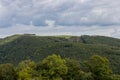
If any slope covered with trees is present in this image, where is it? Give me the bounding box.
[0,54,120,80]
[0,34,120,74]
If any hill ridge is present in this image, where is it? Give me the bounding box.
[0,34,120,74]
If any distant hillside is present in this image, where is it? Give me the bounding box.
[0,34,120,74]
[81,35,120,47]
[0,35,22,45]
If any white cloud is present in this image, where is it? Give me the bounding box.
[0,0,120,38]
[0,0,119,26]
[45,20,56,27]
[92,8,106,16]
[0,23,120,38]
[0,4,7,18]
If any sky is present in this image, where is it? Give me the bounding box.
[0,0,120,38]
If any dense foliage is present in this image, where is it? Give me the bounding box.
[0,54,120,80]
[0,34,120,75]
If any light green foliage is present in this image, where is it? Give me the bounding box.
[85,55,113,80]
[39,54,68,80]
[17,60,37,80]
[0,54,119,80]
[0,34,21,45]
[0,63,16,80]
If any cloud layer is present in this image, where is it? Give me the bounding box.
[0,0,120,38]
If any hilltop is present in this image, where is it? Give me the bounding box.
[0,34,120,74]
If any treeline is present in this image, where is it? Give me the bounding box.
[0,35,120,74]
[0,54,120,80]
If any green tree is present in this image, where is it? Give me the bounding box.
[17,60,37,80]
[64,58,94,80]
[63,58,82,80]
[85,55,113,80]
[0,63,17,80]
[111,74,120,80]
[37,54,68,80]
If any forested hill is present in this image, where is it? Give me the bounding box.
[0,34,120,74]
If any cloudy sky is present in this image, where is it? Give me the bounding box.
[0,0,120,38]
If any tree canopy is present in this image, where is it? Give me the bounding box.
[0,54,119,80]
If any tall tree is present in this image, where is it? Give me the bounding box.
[85,55,113,80]
[0,63,17,80]
[17,60,37,80]
[37,54,68,80]
[63,58,82,80]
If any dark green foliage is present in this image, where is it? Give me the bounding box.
[0,54,120,80]
[63,58,82,80]
[112,75,120,80]
[85,55,113,80]
[0,34,120,74]
[0,63,17,80]
[80,35,120,47]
